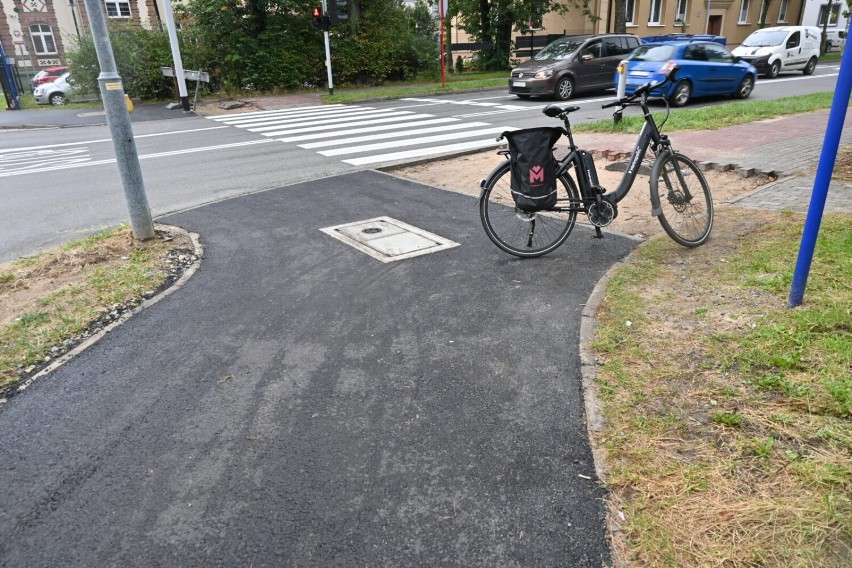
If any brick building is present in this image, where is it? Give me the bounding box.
[0,0,166,81]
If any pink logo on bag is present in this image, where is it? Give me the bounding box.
[529,165,544,184]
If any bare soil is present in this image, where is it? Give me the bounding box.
[392,149,772,241]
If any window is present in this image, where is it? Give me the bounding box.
[104,0,131,17]
[739,0,750,22]
[649,0,663,24]
[705,43,735,62]
[778,0,788,21]
[786,31,801,48]
[29,24,56,55]
[818,3,840,26]
[581,40,603,59]
[675,0,688,22]
[626,0,636,24]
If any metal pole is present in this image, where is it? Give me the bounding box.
[439,2,446,87]
[322,0,334,96]
[81,0,155,240]
[788,36,852,307]
[161,0,190,111]
[704,0,711,34]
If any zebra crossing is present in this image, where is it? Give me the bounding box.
[205,104,515,166]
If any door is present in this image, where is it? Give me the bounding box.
[708,15,722,36]
[574,39,610,90]
[703,43,741,94]
[784,31,806,68]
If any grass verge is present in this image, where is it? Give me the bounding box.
[575,91,841,134]
[0,225,196,399]
[593,211,851,566]
[323,71,507,104]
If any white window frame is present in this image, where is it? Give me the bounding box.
[29,24,57,55]
[739,0,750,23]
[778,0,789,22]
[626,0,636,25]
[818,3,841,26]
[104,0,131,18]
[675,0,688,22]
[649,0,663,24]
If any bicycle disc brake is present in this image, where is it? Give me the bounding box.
[587,201,616,227]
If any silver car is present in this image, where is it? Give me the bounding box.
[33,72,78,106]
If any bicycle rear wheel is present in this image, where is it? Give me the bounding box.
[651,152,714,247]
[479,161,580,258]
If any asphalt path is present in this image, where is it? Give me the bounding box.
[0,170,636,566]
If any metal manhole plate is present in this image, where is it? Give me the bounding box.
[320,217,459,263]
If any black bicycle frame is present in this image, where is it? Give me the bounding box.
[554,100,669,209]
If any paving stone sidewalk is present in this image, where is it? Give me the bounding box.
[583,109,852,214]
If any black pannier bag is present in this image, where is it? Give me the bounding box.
[502,127,564,212]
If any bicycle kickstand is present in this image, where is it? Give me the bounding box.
[593,226,603,239]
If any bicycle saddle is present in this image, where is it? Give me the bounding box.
[543,104,581,117]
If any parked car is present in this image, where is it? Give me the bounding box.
[509,33,642,100]
[32,72,78,106]
[823,29,847,52]
[731,26,821,78]
[642,33,726,46]
[619,40,757,107]
[29,66,69,92]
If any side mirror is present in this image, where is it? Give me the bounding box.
[581,54,593,61]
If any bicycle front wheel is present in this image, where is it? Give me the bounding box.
[479,161,580,258]
[651,152,714,247]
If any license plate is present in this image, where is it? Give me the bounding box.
[630,71,650,77]
[512,81,526,87]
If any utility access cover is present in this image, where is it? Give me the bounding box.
[320,217,459,263]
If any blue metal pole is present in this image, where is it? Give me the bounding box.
[0,42,21,110]
[788,53,852,307]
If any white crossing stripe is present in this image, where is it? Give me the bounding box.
[215,106,381,127]
[318,127,507,156]
[206,104,344,120]
[342,138,510,166]
[277,118,460,143]
[298,121,489,148]
[260,113,437,137]
[246,110,416,132]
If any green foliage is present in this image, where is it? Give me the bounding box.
[68,23,174,99]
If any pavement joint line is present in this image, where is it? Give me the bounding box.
[2,227,204,405]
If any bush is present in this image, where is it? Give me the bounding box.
[68,23,175,100]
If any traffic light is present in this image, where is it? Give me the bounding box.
[328,0,348,27]
[311,6,323,29]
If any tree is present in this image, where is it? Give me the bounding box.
[613,0,626,34]
[454,0,598,70]
[758,0,771,29]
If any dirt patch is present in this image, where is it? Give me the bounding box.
[392,149,771,240]
[0,225,193,329]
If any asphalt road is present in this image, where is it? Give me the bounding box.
[0,171,637,566]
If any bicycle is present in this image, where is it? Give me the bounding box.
[479,68,714,258]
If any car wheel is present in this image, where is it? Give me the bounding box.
[49,93,66,106]
[669,80,691,107]
[734,75,755,99]
[803,57,817,75]
[767,60,781,78]
[555,76,575,101]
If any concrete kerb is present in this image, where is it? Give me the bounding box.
[0,226,204,406]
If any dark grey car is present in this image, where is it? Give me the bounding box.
[509,34,641,100]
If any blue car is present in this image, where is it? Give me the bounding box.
[619,40,757,107]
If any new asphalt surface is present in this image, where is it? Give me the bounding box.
[0,171,636,566]
[2,97,850,566]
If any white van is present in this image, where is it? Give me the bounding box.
[732,26,821,78]
[824,29,847,52]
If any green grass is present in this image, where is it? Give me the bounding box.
[323,71,507,104]
[575,91,841,133]
[0,226,175,394]
[593,213,852,566]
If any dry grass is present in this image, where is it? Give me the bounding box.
[594,211,852,567]
[0,225,195,397]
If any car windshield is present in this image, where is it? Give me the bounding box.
[628,45,676,61]
[533,39,585,61]
[741,30,788,47]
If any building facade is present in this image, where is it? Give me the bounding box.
[0,0,166,81]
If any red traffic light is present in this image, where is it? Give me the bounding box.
[312,6,321,17]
